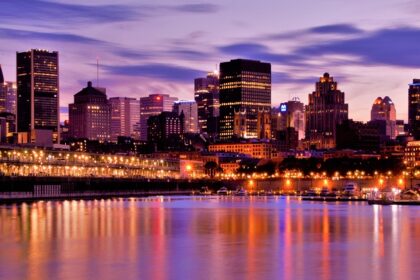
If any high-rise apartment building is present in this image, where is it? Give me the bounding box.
[370,96,397,139]
[219,59,271,140]
[109,97,140,141]
[69,81,111,141]
[194,72,219,134]
[305,73,348,149]
[409,79,420,140]
[173,100,199,134]
[139,94,178,141]
[16,49,59,145]
[147,111,184,150]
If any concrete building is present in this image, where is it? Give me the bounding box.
[219,59,271,140]
[305,73,348,149]
[109,97,140,141]
[173,100,199,134]
[69,81,111,141]
[194,71,219,135]
[208,141,274,159]
[16,49,60,144]
[147,111,184,150]
[276,97,305,140]
[139,94,178,141]
[370,96,397,139]
[0,66,17,115]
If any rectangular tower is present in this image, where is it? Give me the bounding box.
[219,59,271,140]
[17,49,59,145]
[409,79,420,140]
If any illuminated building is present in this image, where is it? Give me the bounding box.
[69,81,111,141]
[139,94,178,141]
[147,111,184,150]
[0,66,17,115]
[219,59,271,140]
[173,100,199,134]
[208,141,273,159]
[0,112,15,143]
[194,71,219,135]
[305,73,348,149]
[109,97,140,141]
[370,96,397,139]
[409,79,420,140]
[404,141,420,169]
[276,97,305,140]
[16,49,59,144]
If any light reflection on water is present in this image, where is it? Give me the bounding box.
[0,196,419,280]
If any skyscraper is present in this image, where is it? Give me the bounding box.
[278,97,305,140]
[16,49,59,144]
[139,94,178,141]
[69,81,111,141]
[109,97,140,141]
[370,96,397,139]
[409,79,420,140]
[0,65,17,115]
[173,100,199,134]
[305,73,348,149]
[147,111,184,151]
[219,59,271,140]
[194,72,219,134]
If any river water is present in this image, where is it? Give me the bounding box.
[0,196,419,280]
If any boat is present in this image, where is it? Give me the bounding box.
[199,186,212,195]
[234,188,248,196]
[342,182,360,198]
[216,187,229,195]
[302,189,318,197]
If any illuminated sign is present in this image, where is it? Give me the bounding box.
[280,104,287,112]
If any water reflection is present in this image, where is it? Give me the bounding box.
[0,197,420,280]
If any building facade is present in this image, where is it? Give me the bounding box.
[109,97,140,141]
[219,59,271,140]
[0,66,17,115]
[147,111,184,150]
[139,94,178,141]
[16,49,59,144]
[370,96,397,139]
[277,97,305,140]
[409,79,420,140]
[194,72,219,134]
[305,73,348,149]
[208,141,274,159]
[173,100,199,134]
[69,81,111,141]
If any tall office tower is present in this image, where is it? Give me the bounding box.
[409,79,420,140]
[370,96,397,139]
[109,97,140,141]
[69,81,111,141]
[139,94,178,141]
[194,71,219,134]
[219,59,271,140]
[305,73,348,149]
[278,97,305,140]
[173,100,199,134]
[16,49,59,145]
[0,65,6,113]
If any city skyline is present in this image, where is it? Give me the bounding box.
[0,1,419,123]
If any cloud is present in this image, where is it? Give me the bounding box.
[173,4,220,13]
[103,64,203,83]
[0,1,141,26]
[296,26,420,68]
[0,27,105,45]
[218,43,303,65]
[308,24,364,35]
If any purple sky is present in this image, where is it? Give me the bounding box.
[0,0,419,122]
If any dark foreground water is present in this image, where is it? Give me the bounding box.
[0,196,419,280]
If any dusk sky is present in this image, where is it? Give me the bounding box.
[1,0,420,122]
